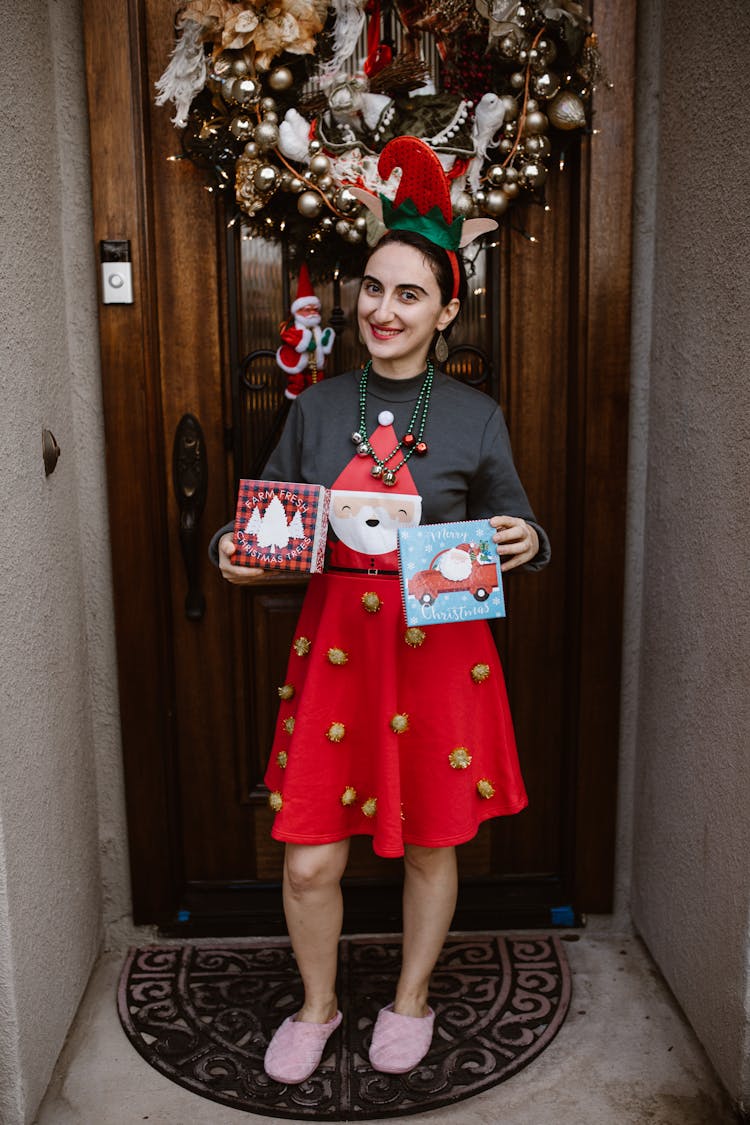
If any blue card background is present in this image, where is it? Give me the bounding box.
[398,519,506,627]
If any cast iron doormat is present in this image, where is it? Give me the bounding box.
[117,935,571,1120]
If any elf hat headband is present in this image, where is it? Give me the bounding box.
[350,137,498,298]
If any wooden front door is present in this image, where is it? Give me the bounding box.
[83,0,635,934]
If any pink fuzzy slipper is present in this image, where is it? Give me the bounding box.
[263,1010,343,1084]
[368,1003,436,1073]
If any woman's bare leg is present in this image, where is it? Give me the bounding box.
[282,839,351,1023]
[394,845,458,1016]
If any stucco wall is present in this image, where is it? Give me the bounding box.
[0,0,127,1120]
[630,0,750,1108]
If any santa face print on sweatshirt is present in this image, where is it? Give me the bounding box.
[329,490,422,556]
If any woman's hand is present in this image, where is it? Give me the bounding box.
[490,516,539,572]
[218,534,265,583]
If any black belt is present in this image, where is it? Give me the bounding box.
[326,565,399,576]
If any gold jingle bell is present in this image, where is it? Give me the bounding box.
[361,591,382,613]
[470,663,491,683]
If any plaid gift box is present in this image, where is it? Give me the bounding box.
[231,479,330,573]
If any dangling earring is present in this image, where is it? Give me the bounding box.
[434,332,449,363]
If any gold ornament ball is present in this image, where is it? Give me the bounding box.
[521,161,547,188]
[335,218,351,238]
[289,176,304,193]
[243,141,259,159]
[264,111,279,125]
[230,55,250,77]
[320,215,334,231]
[474,189,487,207]
[536,37,557,64]
[260,96,277,113]
[279,170,294,190]
[486,164,506,186]
[254,120,280,150]
[309,139,322,154]
[354,215,367,232]
[269,66,294,91]
[317,174,334,192]
[298,191,324,219]
[229,114,254,139]
[524,110,549,136]
[335,187,358,213]
[503,180,520,199]
[344,226,363,243]
[235,76,261,103]
[453,191,473,217]
[485,189,510,216]
[309,153,331,178]
[254,164,279,193]
[499,137,514,156]
[547,90,587,130]
[532,71,561,99]
[504,166,519,184]
[510,70,525,91]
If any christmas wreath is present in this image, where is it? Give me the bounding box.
[156,0,601,278]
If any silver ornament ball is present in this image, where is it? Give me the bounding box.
[268,66,294,92]
[485,189,510,216]
[229,113,254,139]
[309,153,331,178]
[254,120,280,150]
[234,76,261,103]
[335,187,358,213]
[254,164,279,193]
[453,191,474,217]
[486,164,506,186]
[547,91,587,130]
[297,191,324,218]
[260,97,277,114]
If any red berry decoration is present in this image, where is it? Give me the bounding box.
[415,441,428,456]
[402,433,416,448]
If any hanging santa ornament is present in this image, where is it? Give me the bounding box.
[276,263,335,399]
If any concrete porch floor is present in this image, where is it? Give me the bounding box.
[35,932,738,1125]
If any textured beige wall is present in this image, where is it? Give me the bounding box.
[0,0,127,1120]
[630,0,750,1108]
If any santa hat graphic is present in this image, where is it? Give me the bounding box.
[332,422,420,494]
[290,262,321,315]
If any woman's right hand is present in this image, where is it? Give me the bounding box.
[218,534,265,583]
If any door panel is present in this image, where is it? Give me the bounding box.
[83,0,636,931]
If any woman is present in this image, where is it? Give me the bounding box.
[211,140,550,1086]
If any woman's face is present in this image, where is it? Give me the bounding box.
[357,242,459,378]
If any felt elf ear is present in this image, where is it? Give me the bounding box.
[349,137,497,250]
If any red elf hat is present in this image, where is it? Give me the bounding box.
[350,136,498,251]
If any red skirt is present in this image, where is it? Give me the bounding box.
[263,571,528,857]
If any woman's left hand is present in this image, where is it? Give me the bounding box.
[490,515,539,572]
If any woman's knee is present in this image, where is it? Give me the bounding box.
[284,841,349,897]
[403,844,456,876]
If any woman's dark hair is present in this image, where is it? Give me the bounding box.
[365,228,467,336]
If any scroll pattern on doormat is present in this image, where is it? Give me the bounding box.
[117,934,571,1120]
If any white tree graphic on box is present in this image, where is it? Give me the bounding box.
[249,495,306,552]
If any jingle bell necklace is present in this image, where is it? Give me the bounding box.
[351,359,432,486]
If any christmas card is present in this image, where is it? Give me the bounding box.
[397,520,506,626]
[231,480,330,572]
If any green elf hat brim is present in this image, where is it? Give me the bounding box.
[380,195,464,251]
